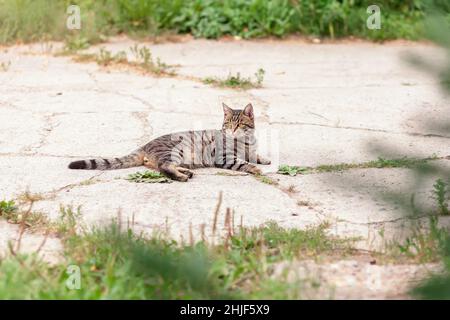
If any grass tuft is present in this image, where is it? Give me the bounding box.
[432,179,449,216]
[279,156,440,176]
[126,170,172,183]
[203,68,265,89]
[0,213,356,299]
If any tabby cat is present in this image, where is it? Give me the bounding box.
[68,103,270,181]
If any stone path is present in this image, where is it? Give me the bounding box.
[0,38,449,297]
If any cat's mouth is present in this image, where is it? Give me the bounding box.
[226,129,246,137]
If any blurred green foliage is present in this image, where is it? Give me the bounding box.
[1,0,449,43]
[411,4,450,300]
[0,220,352,299]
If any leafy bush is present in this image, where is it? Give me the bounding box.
[1,0,449,43]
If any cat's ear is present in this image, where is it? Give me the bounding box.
[243,103,254,120]
[222,103,232,117]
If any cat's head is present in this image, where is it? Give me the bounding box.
[222,103,255,136]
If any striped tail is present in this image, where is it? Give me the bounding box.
[68,150,144,170]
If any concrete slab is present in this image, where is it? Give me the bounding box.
[32,171,321,242]
[275,123,449,166]
[0,221,62,264]
[273,259,441,299]
[275,159,450,249]
[0,156,102,199]
[0,108,45,154]
[0,38,449,277]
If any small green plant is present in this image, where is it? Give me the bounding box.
[0,200,49,229]
[130,44,152,65]
[126,170,172,183]
[0,61,11,72]
[95,47,113,66]
[203,68,265,89]
[113,50,128,63]
[255,68,265,86]
[0,60,11,72]
[256,175,278,185]
[278,165,309,176]
[432,179,449,215]
[94,48,129,66]
[129,44,174,75]
[64,36,90,53]
[382,216,448,264]
[0,200,17,215]
[51,206,82,236]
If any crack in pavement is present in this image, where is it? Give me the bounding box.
[19,112,61,155]
[334,213,439,226]
[270,120,450,139]
[131,111,153,143]
[254,173,443,229]
[19,171,108,203]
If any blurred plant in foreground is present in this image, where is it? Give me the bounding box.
[400,4,450,299]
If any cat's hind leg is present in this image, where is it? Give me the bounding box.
[159,162,189,182]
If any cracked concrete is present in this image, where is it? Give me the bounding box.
[0,39,449,298]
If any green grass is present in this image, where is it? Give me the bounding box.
[255,175,278,185]
[203,68,265,89]
[0,220,355,299]
[432,179,449,216]
[380,216,448,264]
[129,44,175,75]
[126,170,172,183]
[63,35,90,53]
[1,0,448,44]
[278,156,440,176]
[71,45,175,76]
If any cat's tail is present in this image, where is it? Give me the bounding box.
[68,150,145,170]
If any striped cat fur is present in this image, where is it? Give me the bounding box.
[68,103,270,181]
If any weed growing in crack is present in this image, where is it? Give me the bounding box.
[279,156,440,175]
[432,179,449,216]
[315,156,433,173]
[50,206,82,236]
[0,199,49,230]
[17,191,47,203]
[95,48,128,66]
[63,36,90,53]
[278,165,309,176]
[0,61,11,72]
[126,170,172,183]
[378,178,450,263]
[286,185,297,193]
[297,200,314,208]
[129,44,175,75]
[254,68,265,86]
[385,216,449,264]
[255,175,278,185]
[203,68,265,89]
